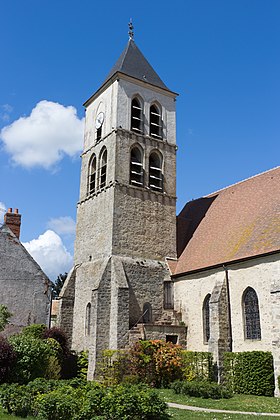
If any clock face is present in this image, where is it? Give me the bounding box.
[95,112,104,129]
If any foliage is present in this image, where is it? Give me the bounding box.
[8,335,56,384]
[60,351,78,379]
[130,340,183,387]
[100,384,168,420]
[223,351,274,396]
[171,380,232,399]
[77,351,88,380]
[0,381,168,420]
[0,383,31,417]
[181,351,214,382]
[42,327,68,355]
[98,349,130,386]
[21,324,47,340]
[0,337,16,384]
[0,306,12,333]
[34,386,81,420]
[51,273,67,299]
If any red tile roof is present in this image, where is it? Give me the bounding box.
[173,167,280,276]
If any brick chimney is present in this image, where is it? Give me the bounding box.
[4,208,21,239]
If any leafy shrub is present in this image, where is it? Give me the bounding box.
[171,380,232,399]
[21,324,47,339]
[130,340,183,387]
[98,349,130,385]
[0,305,12,332]
[100,384,168,420]
[0,383,31,417]
[224,351,274,396]
[34,385,81,420]
[77,350,88,380]
[43,327,69,355]
[181,351,214,382]
[0,336,16,383]
[9,335,56,384]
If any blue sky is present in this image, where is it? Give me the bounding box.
[1,0,279,280]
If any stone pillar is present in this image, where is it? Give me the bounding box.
[57,268,76,347]
[208,274,231,383]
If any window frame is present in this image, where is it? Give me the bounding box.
[203,294,211,344]
[148,150,163,192]
[85,302,91,336]
[243,287,261,340]
[130,144,144,188]
[149,103,162,139]
[98,147,107,189]
[131,96,144,134]
[87,153,97,195]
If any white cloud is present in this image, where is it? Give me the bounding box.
[23,230,73,280]
[0,100,84,169]
[47,216,76,236]
[0,202,6,224]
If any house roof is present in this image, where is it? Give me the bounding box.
[103,39,171,92]
[173,167,280,276]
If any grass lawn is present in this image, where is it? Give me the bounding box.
[159,389,280,416]
[168,407,280,419]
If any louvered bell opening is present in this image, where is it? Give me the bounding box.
[131,98,143,133]
[149,153,163,192]
[130,148,143,187]
[150,105,162,139]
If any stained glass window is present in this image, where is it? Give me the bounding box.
[243,287,261,340]
[203,294,211,343]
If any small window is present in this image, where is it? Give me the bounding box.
[243,287,261,340]
[142,302,152,323]
[164,282,174,309]
[88,154,96,195]
[166,335,178,344]
[203,294,211,343]
[85,303,91,336]
[99,148,107,189]
[131,97,143,134]
[149,152,163,192]
[130,146,144,187]
[96,126,102,142]
[150,104,162,139]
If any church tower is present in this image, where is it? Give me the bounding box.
[60,25,179,377]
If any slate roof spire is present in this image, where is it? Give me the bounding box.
[102,24,171,92]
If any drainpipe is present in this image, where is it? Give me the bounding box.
[223,265,233,352]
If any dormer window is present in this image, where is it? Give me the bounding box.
[150,104,162,139]
[149,151,163,192]
[88,154,97,195]
[130,146,144,187]
[99,148,107,189]
[131,97,143,134]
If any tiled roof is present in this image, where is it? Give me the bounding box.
[173,167,280,276]
[103,39,171,91]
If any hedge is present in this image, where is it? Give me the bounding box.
[223,351,274,396]
[0,380,169,420]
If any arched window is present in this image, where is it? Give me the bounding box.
[150,104,162,138]
[142,302,152,323]
[99,148,107,189]
[130,146,143,187]
[131,97,143,134]
[85,303,91,335]
[203,294,211,343]
[88,154,96,195]
[149,151,163,192]
[243,287,261,340]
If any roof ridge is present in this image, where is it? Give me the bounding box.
[206,166,280,197]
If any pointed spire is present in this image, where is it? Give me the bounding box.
[128,18,134,40]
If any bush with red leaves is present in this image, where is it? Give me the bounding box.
[0,336,17,383]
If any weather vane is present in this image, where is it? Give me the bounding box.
[128,18,134,40]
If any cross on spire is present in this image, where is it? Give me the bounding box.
[128,19,134,40]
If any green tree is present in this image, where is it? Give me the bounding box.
[0,305,12,332]
[51,273,67,298]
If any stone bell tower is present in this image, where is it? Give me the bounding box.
[59,24,180,378]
